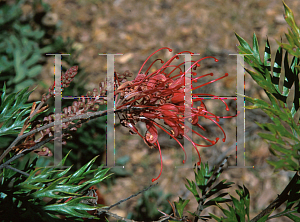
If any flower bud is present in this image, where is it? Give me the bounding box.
[86,91,92,97]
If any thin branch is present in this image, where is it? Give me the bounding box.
[0,105,139,164]
[100,209,170,222]
[101,210,136,222]
[250,171,300,222]
[0,135,54,171]
[5,165,30,177]
[208,136,252,172]
[96,182,165,222]
[98,182,159,212]
[0,109,106,163]
[0,115,91,171]
[266,209,298,220]
[30,100,46,119]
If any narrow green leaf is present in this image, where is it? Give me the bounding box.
[174,197,190,218]
[68,156,98,183]
[252,33,261,62]
[43,196,99,219]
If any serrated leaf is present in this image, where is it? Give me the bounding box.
[5,152,111,220]
[43,196,100,219]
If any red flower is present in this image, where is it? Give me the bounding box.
[114,47,238,182]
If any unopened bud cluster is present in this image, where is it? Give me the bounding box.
[42,66,79,103]
[30,69,137,148]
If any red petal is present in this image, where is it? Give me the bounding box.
[169,77,184,89]
[159,103,178,111]
[134,73,146,82]
[163,118,182,138]
[145,121,158,144]
[151,74,167,82]
[171,93,184,104]
[142,112,159,119]
[191,115,198,124]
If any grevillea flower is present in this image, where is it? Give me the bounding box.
[114,47,238,182]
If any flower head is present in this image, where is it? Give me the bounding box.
[114,47,238,182]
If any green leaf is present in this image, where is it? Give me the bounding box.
[285,213,300,221]
[282,1,300,41]
[235,32,254,55]
[252,33,261,62]
[209,213,223,222]
[193,162,214,195]
[236,23,300,121]
[24,53,41,68]
[0,85,39,136]
[206,185,251,222]
[204,192,231,207]
[0,3,22,26]
[205,180,234,199]
[174,197,190,218]
[43,196,100,219]
[68,156,99,184]
[256,210,274,222]
[185,179,200,202]
[13,48,26,83]
[258,132,285,145]
[27,65,42,78]
[2,153,111,220]
[236,24,300,171]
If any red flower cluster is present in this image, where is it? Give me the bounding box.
[114,47,237,182]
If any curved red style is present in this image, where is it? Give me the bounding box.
[114,48,238,182]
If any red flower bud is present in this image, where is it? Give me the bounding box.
[145,121,158,144]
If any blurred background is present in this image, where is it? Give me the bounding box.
[1,0,300,220]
